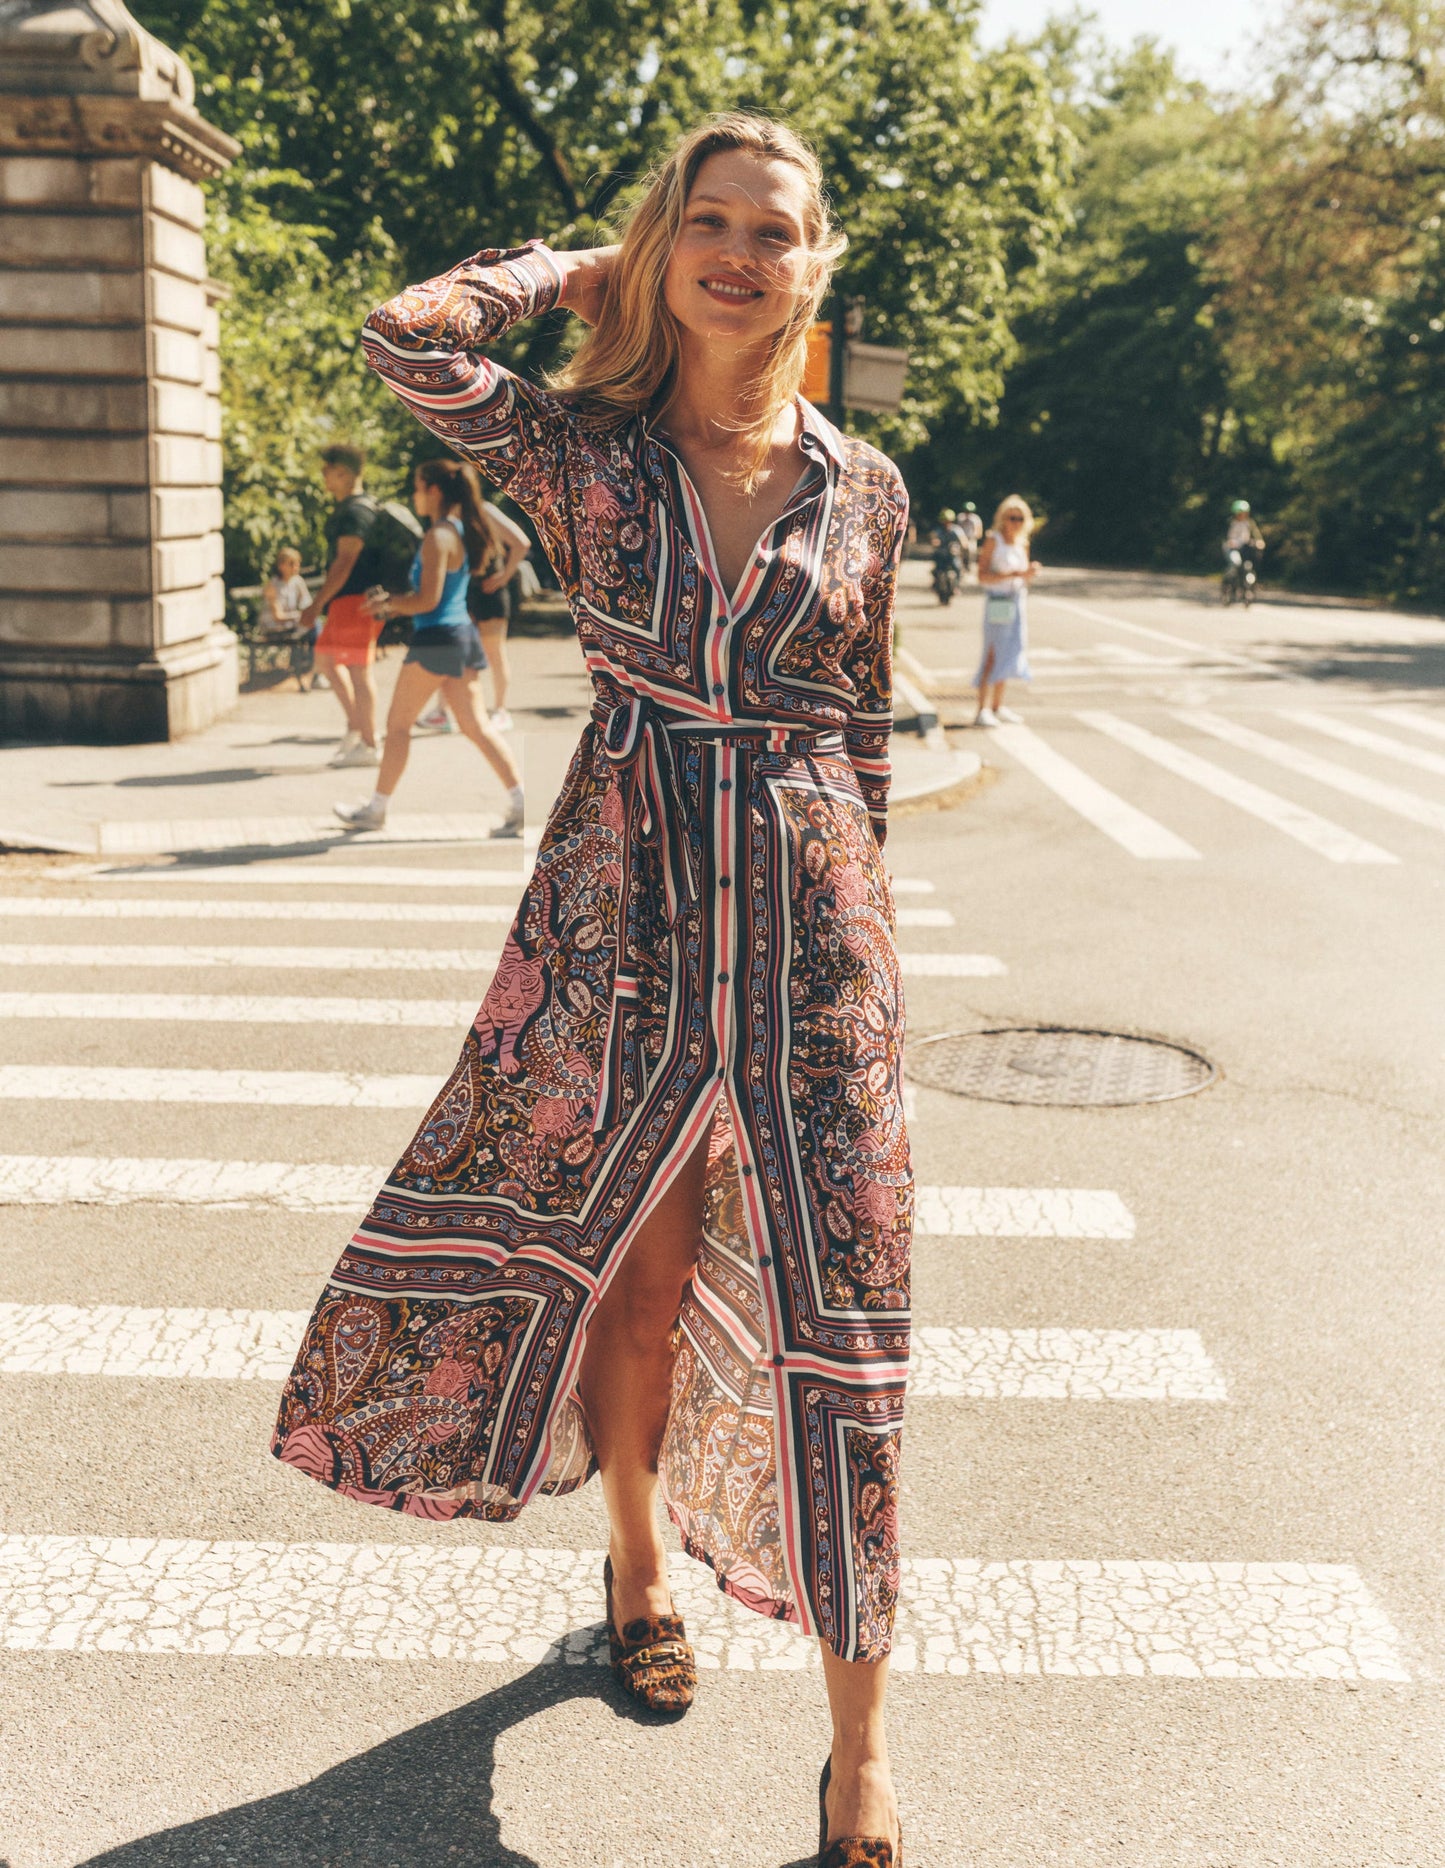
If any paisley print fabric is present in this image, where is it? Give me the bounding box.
[271,245,912,1662]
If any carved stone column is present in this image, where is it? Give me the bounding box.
[0,0,241,741]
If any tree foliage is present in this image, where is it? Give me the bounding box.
[929,0,1445,602]
[137,0,1445,603]
[135,0,1072,584]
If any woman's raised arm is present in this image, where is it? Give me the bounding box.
[361,244,609,511]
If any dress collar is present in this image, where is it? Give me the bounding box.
[640,395,845,477]
[795,396,846,473]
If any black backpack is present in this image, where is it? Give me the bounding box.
[353,495,424,593]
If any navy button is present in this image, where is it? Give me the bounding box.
[719,875,730,887]
[757,1252,771,1268]
[712,682,724,696]
[716,1069,726,1080]
[771,1354,784,1367]
[742,1164,753,1177]
[717,971,729,985]
[719,779,732,792]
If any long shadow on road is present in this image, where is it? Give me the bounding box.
[77,1661,613,1868]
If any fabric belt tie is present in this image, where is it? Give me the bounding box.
[588,695,844,1136]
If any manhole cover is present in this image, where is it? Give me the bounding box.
[909,1026,1216,1106]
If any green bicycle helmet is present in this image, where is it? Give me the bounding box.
[940,508,956,523]
[1230,499,1251,514]
[964,502,977,513]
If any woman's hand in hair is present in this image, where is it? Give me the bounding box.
[557,245,621,326]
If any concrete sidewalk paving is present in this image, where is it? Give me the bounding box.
[0,657,977,859]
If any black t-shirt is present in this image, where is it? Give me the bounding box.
[324,494,380,598]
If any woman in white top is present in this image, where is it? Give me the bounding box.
[973,495,1038,726]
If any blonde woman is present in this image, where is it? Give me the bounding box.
[273,114,910,1867]
[974,494,1038,726]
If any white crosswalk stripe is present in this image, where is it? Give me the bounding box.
[0,1304,308,1379]
[0,942,506,968]
[1288,709,1445,779]
[1373,704,1445,744]
[0,896,513,925]
[992,723,1201,860]
[914,1186,1136,1238]
[0,955,1002,989]
[0,1307,1221,1399]
[1079,711,1398,863]
[1176,709,1445,834]
[910,1327,1225,1398]
[0,1066,436,1107]
[0,992,480,1028]
[0,1537,1407,1678]
[0,1155,379,1211]
[897,953,1006,977]
[0,1154,1134,1234]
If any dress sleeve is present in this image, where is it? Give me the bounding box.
[360,245,570,512]
[845,476,910,851]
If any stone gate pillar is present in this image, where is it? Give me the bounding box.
[0,0,241,741]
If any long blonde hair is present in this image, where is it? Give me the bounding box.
[553,113,846,484]
[993,496,1036,540]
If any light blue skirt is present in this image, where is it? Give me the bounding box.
[973,591,1030,684]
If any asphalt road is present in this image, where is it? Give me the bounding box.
[2,562,1443,1865]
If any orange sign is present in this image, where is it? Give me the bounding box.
[801,323,831,402]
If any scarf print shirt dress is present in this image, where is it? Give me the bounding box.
[271,244,913,1664]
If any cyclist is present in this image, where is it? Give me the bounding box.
[1222,499,1265,603]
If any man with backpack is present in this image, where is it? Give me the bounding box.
[300,444,421,767]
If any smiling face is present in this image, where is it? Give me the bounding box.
[663,149,814,352]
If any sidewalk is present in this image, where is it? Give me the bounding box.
[0,632,977,859]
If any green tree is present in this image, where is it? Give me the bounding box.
[135,0,1072,580]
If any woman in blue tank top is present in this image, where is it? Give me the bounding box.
[335,457,524,837]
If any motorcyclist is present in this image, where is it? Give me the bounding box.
[930,522,962,603]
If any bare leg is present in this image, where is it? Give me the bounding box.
[315,655,359,733]
[351,661,379,748]
[820,1647,899,1849]
[991,680,1007,712]
[442,674,522,791]
[375,661,441,799]
[578,1128,711,1627]
[477,618,510,713]
[974,645,995,721]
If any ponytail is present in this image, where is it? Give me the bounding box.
[416,456,505,574]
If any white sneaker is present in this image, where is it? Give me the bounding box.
[491,798,524,839]
[996,705,1024,724]
[975,707,999,728]
[332,739,380,767]
[328,730,360,765]
[420,706,453,732]
[334,797,387,832]
[490,708,514,733]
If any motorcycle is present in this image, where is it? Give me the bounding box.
[1222,545,1261,607]
[931,544,961,605]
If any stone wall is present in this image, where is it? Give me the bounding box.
[0,1,240,742]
